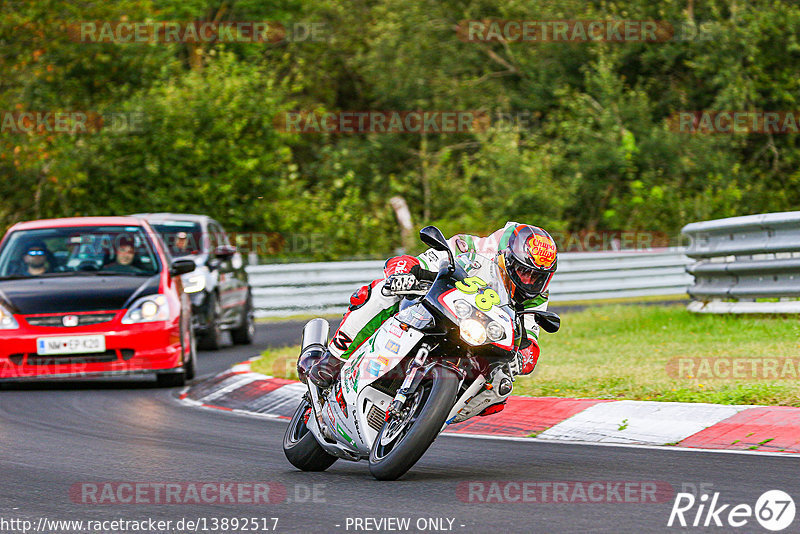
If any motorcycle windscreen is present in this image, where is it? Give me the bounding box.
[453,252,513,306]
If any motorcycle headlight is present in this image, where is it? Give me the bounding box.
[486,321,505,342]
[453,299,473,319]
[182,268,207,294]
[0,303,19,330]
[460,319,487,345]
[121,295,170,324]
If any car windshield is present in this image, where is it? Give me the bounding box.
[0,225,160,278]
[150,221,204,257]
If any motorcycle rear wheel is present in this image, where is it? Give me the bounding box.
[283,398,338,471]
[369,365,459,481]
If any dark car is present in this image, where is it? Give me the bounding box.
[0,216,197,386]
[133,213,254,350]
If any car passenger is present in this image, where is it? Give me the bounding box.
[104,236,141,274]
[173,232,191,255]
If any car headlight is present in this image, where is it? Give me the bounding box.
[121,295,170,324]
[460,319,487,345]
[182,268,207,294]
[0,302,19,330]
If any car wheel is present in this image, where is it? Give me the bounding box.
[231,293,255,345]
[198,295,224,351]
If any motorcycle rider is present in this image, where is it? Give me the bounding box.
[299,222,557,412]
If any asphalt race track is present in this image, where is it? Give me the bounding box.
[1,322,798,534]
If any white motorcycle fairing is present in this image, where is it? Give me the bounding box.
[306,317,425,458]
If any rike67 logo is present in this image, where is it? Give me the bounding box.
[668,490,796,531]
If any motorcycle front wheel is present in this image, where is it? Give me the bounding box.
[369,365,459,480]
[283,397,338,471]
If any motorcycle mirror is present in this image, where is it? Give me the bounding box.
[419,226,455,270]
[520,309,561,333]
[419,225,449,251]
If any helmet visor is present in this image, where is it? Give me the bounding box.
[505,254,552,298]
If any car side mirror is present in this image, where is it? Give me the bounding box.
[519,309,561,333]
[214,245,237,259]
[170,259,195,277]
[419,225,454,270]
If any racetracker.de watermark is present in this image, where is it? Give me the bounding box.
[69,481,326,505]
[667,357,800,380]
[154,230,327,256]
[0,359,154,379]
[457,481,674,503]
[457,20,674,42]
[669,111,800,134]
[550,230,670,252]
[275,111,489,134]
[0,111,145,135]
[67,21,328,43]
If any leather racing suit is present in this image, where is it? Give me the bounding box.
[327,222,549,387]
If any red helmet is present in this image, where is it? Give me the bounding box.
[498,225,557,302]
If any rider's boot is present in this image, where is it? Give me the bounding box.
[308,350,344,388]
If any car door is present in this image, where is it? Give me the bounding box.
[208,221,246,324]
[218,223,249,315]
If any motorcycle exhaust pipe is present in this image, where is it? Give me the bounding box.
[301,318,330,354]
[299,319,337,442]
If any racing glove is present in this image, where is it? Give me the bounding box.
[517,341,540,375]
[384,255,420,277]
[385,272,419,293]
[382,255,437,295]
[383,255,422,295]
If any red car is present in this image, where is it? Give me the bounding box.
[0,217,197,386]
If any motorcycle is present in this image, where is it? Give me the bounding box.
[283,226,560,480]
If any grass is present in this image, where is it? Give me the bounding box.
[256,313,340,324]
[529,304,800,406]
[249,304,800,406]
[251,345,303,380]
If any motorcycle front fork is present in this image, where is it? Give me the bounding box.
[385,343,467,420]
[386,343,438,421]
[386,344,431,419]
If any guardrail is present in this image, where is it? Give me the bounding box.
[247,250,693,317]
[681,211,800,313]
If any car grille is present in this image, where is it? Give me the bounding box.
[26,312,117,327]
[366,404,387,432]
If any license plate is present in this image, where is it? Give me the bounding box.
[36,335,106,355]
